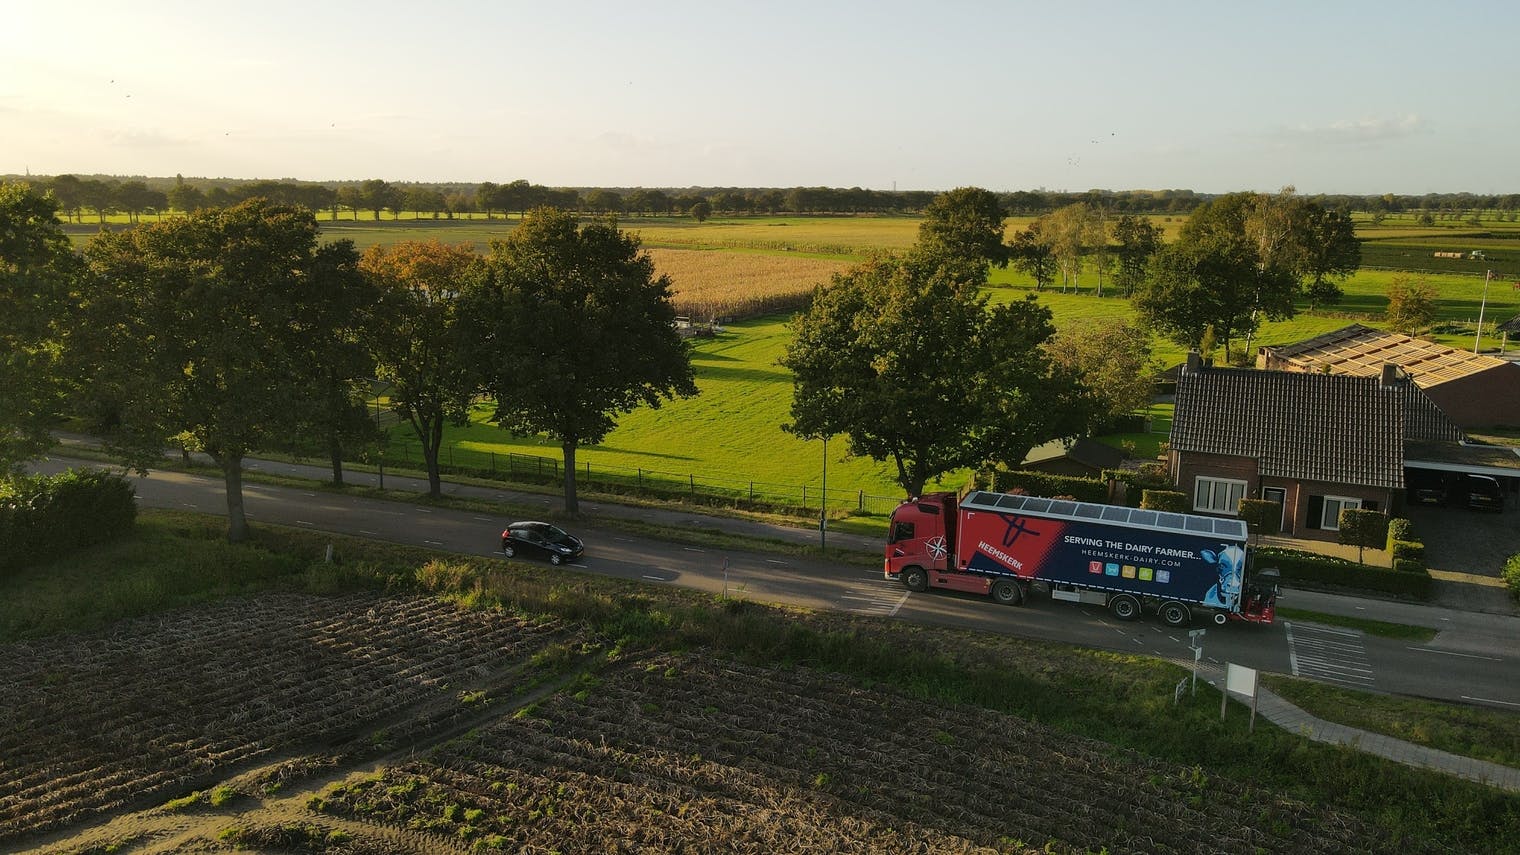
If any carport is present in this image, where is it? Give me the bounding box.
[1402,440,1520,511]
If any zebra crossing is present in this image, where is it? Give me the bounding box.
[838,576,910,617]
[1286,621,1375,689]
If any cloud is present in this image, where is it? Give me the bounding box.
[1279,114,1429,145]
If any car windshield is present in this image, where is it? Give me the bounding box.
[535,524,572,543]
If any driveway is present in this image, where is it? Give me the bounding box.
[1404,501,1519,614]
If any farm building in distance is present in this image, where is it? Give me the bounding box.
[1257,324,1520,429]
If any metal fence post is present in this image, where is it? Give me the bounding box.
[858,490,864,510]
[689,474,695,499]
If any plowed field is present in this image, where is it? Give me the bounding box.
[0,593,1446,854]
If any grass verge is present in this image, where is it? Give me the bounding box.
[1263,675,1520,770]
[5,509,1518,852]
[1276,607,1439,642]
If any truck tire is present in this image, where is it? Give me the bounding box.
[990,579,1022,606]
[902,566,928,592]
[1108,594,1140,621]
[1213,611,1228,626]
[1159,601,1191,627]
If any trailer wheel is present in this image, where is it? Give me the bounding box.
[990,579,1022,606]
[902,566,928,592]
[1108,594,1140,621]
[1213,611,1228,626]
[1159,601,1191,627]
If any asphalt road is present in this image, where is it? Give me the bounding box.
[30,456,1520,712]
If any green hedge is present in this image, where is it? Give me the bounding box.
[1504,554,1520,603]
[1140,490,1189,513]
[992,470,1108,503]
[1385,517,1415,550]
[0,470,137,577]
[1255,546,1431,600]
[1102,468,1173,507]
[1389,539,1425,567]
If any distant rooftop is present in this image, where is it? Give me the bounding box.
[1262,324,1508,387]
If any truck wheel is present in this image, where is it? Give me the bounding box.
[1108,594,1140,621]
[902,566,928,592]
[991,579,1022,606]
[1160,601,1191,627]
[1213,611,1228,626]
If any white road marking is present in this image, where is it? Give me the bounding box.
[359,530,378,536]
[1406,647,1501,662]
[765,559,788,565]
[682,547,705,553]
[303,492,317,497]
[413,507,432,513]
[295,520,314,526]
[614,537,634,543]
[423,540,443,546]
[1286,622,1374,688]
[1462,695,1520,708]
[887,592,910,617]
[472,516,492,522]
[641,574,666,582]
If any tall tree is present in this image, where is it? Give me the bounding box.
[81,199,335,541]
[357,179,401,220]
[1297,206,1360,308]
[360,240,481,499]
[1010,218,1057,291]
[463,208,697,513]
[1045,320,1158,427]
[1111,215,1161,297]
[1045,202,1093,292]
[1133,230,1276,355]
[782,252,1089,497]
[0,183,81,471]
[916,187,1010,269]
[297,239,381,485]
[1385,276,1436,336]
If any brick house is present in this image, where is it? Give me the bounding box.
[1168,353,1465,540]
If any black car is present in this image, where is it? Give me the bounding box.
[500,521,584,565]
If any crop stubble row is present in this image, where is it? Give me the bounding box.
[315,654,1426,854]
[0,593,568,842]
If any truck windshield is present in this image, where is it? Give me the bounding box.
[890,522,914,543]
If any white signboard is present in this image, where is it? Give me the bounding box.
[1226,663,1257,698]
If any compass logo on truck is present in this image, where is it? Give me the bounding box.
[925,536,948,561]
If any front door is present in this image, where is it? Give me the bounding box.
[1262,487,1287,534]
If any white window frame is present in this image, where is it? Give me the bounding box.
[1320,495,1362,530]
[1193,476,1248,515]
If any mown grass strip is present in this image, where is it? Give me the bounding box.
[1263,675,1520,770]
[1276,606,1439,641]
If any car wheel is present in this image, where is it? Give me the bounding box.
[902,566,928,592]
[502,544,515,558]
[1108,594,1140,621]
[550,553,563,566]
[991,579,1021,606]
[1160,601,1190,627]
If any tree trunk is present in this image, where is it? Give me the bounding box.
[329,433,344,486]
[221,456,250,543]
[562,441,579,514]
[425,417,443,498]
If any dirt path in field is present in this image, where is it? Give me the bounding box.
[8,652,595,855]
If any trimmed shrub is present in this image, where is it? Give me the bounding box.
[1256,546,1431,600]
[1504,554,1520,603]
[1338,509,1389,564]
[1102,467,1172,507]
[1385,517,1415,551]
[1140,490,1189,513]
[0,470,137,577]
[1393,558,1426,574]
[1237,499,1282,541]
[991,470,1107,504]
[1389,540,1425,567]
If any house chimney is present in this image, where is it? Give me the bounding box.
[1185,351,1202,375]
[1380,363,1401,388]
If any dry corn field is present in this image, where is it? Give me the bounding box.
[1,593,1437,854]
[647,248,849,321]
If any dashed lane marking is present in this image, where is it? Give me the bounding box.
[1462,695,1520,708]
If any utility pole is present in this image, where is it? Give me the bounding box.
[1475,269,1493,353]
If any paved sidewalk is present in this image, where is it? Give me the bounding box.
[1186,658,1520,792]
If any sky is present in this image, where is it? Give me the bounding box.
[5,1,1518,195]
